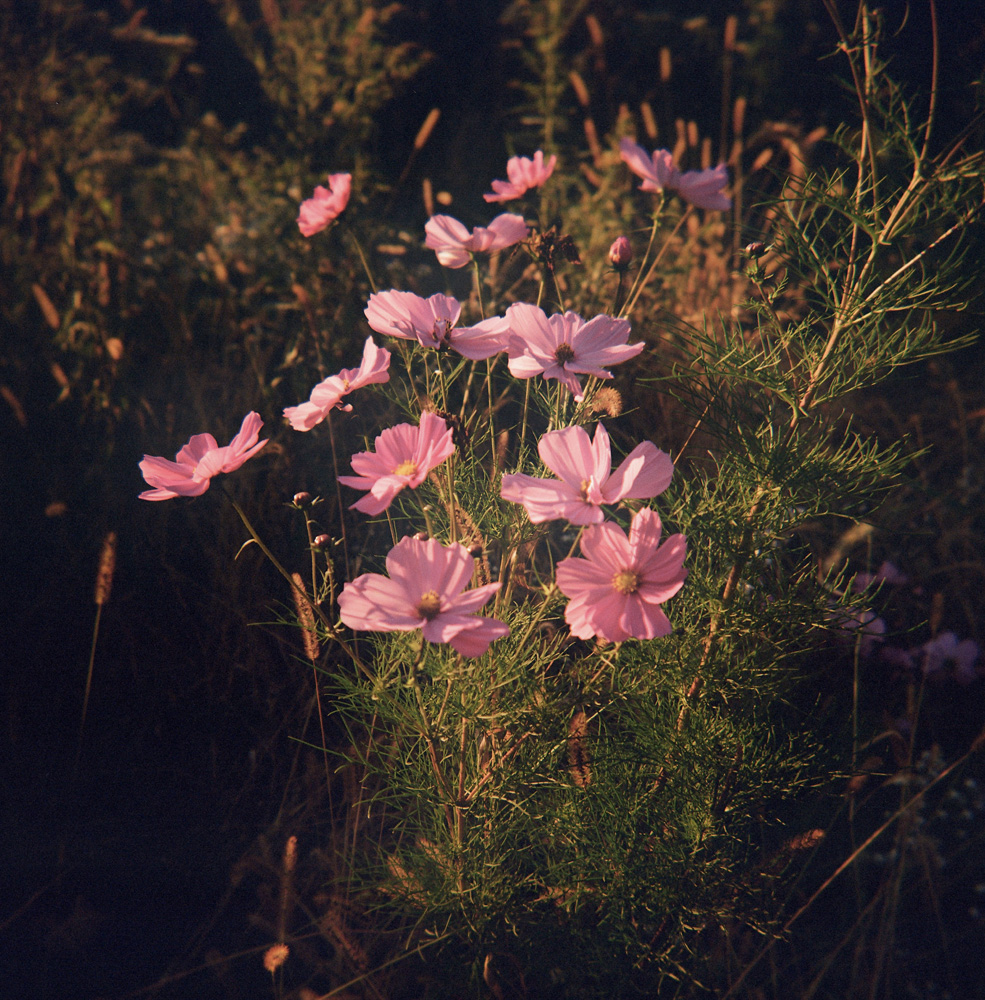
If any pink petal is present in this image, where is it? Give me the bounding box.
[628,507,663,551]
[220,412,267,472]
[338,571,423,631]
[603,443,674,502]
[284,400,327,432]
[424,615,510,657]
[618,597,672,639]
[450,316,511,359]
[385,536,474,600]
[444,581,502,616]
[578,520,634,569]
[297,173,352,236]
[175,433,219,466]
[485,213,529,249]
[500,474,591,524]
[537,425,596,489]
[674,165,731,211]
[424,215,473,268]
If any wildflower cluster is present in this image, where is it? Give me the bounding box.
[141,147,692,654]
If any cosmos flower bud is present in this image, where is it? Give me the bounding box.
[744,241,767,257]
[608,236,633,269]
[293,491,312,506]
[313,534,332,549]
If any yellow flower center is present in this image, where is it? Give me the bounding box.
[554,342,575,364]
[416,590,442,620]
[611,570,641,595]
[579,478,592,501]
[393,460,418,476]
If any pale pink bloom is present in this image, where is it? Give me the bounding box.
[364,290,509,360]
[920,632,980,683]
[338,535,509,657]
[483,150,558,203]
[505,302,644,400]
[852,560,909,592]
[619,138,731,211]
[338,410,455,515]
[424,213,528,268]
[501,423,673,525]
[284,337,391,431]
[139,411,267,500]
[556,507,686,642]
[297,173,352,236]
[829,605,886,659]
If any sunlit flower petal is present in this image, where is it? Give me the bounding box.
[425,213,528,268]
[139,412,267,501]
[337,411,455,515]
[284,338,391,431]
[505,303,644,400]
[556,508,686,642]
[619,138,731,210]
[297,173,352,236]
[338,536,509,657]
[484,151,557,202]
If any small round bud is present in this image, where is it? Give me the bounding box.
[313,533,331,549]
[413,531,430,542]
[608,236,633,269]
[744,241,767,258]
[467,542,484,558]
[293,491,312,506]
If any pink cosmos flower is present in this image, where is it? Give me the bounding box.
[483,150,558,203]
[619,138,731,211]
[284,337,391,431]
[139,411,267,500]
[338,535,509,657]
[505,302,644,400]
[337,410,456,515]
[364,290,510,360]
[556,507,687,642]
[424,213,528,268]
[297,173,352,236]
[501,423,674,525]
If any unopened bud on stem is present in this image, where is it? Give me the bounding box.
[608,236,633,269]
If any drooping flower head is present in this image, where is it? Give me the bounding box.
[365,290,510,360]
[483,151,558,203]
[139,411,267,500]
[505,302,644,400]
[338,410,456,515]
[501,423,674,525]
[619,138,731,211]
[284,337,391,431]
[556,507,687,642]
[297,173,352,236]
[338,535,509,657]
[425,213,528,269]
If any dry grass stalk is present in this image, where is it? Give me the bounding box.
[277,834,297,942]
[567,709,592,788]
[291,571,320,662]
[413,108,441,151]
[94,531,117,605]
